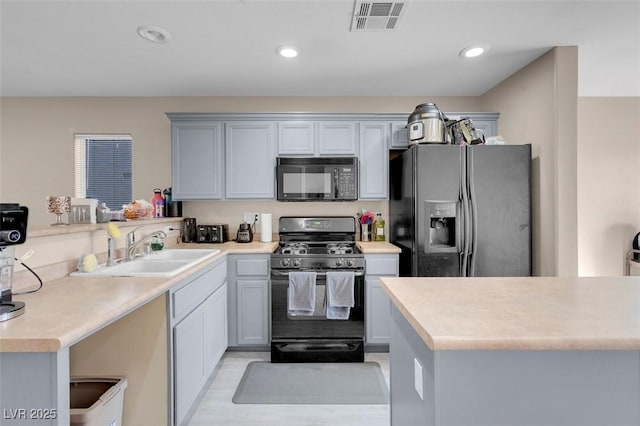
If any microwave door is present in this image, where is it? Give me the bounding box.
[279,166,331,200]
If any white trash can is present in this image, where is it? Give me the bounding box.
[70,377,127,426]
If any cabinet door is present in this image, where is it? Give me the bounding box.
[172,122,223,200]
[204,283,228,377]
[174,302,205,425]
[390,121,409,149]
[365,277,392,344]
[317,122,357,155]
[359,122,389,199]
[225,121,276,198]
[278,121,315,155]
[236,279,269,345]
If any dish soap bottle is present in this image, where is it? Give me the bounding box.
[374,212,386,242]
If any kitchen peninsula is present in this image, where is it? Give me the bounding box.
[0,234,277,426]
[380,276,640,426]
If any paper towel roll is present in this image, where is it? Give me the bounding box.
[260,213,272,242]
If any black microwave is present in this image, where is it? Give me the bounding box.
[276,157,358,201]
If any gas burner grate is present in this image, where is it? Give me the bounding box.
[326,243,355,255]
[280,242,309,255]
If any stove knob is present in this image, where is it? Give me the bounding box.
[281,258,290,267]
[335,258,344,267]
[346,259,355,267]
[293,258,301,267]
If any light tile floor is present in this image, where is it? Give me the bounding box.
[187,351,390,426]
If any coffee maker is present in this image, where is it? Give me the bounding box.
[0,203,29,321]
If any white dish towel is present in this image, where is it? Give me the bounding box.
[325,271,355,320]
[288,271,317,316]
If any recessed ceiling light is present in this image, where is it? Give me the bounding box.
[277,46,300,58]
[459,45,489,58]
[137,25,172,43]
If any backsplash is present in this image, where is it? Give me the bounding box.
[182,200,389,238]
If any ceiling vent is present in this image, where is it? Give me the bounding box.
[350,1,406,31]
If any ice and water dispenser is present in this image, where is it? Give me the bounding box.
[427,201,457,249]
[421,200,460,276]
[425,201,458,251]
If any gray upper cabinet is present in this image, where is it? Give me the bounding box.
[225,121,276,199]
[171,122,223,200]
[359,122,389,199]
[277,121,315,155]
[167,112,498,202]
[317,122,357,155]
[391,121,409,149]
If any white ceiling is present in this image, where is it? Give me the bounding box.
[1,0,639,97]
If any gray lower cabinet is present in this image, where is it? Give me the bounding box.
[170,259,227,426]
[227,254,271,347]
[171,122,223,200]
[225,121,276,199]
[364,253,399,346]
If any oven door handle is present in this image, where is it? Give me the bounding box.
[271,270,365,278]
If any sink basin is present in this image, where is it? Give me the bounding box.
[141,249,220,262]
[71,249,221,278]
[104,260,192,276]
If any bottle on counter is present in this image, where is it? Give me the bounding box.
[151,188,165,218]
[374,212,386,242]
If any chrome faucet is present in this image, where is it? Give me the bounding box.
[126,227,167,261]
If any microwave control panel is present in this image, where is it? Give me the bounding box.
[335,166,357,199]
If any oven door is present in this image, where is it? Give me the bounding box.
[270,269,365,362]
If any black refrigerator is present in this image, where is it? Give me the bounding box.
[389,144,532,277]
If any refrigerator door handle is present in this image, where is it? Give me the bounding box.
[467,149,478,277]
[460,148,470,277]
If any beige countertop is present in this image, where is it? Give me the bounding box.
[356,241,401,253]
[380,276,640,351]
[0,241,277,353]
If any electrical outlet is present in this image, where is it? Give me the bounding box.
[243,212,260,225]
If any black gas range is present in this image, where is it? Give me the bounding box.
[270,216,365,362]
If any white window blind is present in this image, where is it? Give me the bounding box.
[74,134,133,210]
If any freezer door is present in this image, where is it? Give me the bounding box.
[466,144,532,276]
[415,145,464,277]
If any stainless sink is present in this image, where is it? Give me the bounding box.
[71,249,221,277]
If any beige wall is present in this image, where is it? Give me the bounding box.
[3,76,639,277]
[577,97,640,276]
[0,96,481,227]
[480,47,578,276]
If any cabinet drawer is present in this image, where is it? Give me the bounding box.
[173,262,227,320]
[235,258,269,276]
[365,255,398,276]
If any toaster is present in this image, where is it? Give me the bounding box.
[196,224,228,244]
